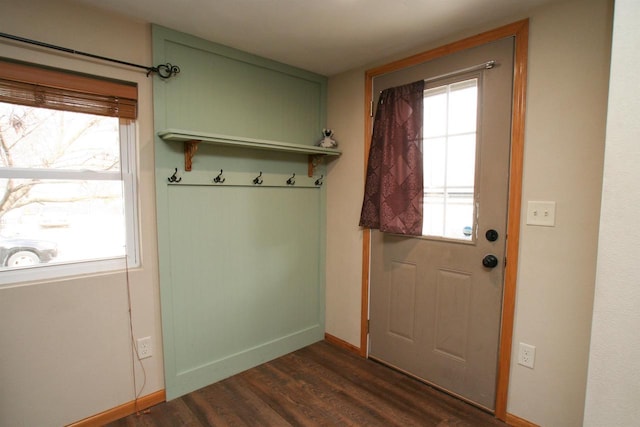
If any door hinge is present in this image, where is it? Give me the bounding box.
[370,101,374,117]
[367,319,370,333]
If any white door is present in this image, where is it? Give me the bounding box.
[369,37,514,411]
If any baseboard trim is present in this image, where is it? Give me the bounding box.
[506,412,540,427]
[324,333,361,356]
[66,389,166,427]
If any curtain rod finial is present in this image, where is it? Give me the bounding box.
[148,63,181,79]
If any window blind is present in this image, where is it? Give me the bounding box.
[0,58,137,119]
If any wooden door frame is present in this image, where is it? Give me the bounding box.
[360,19,528,421]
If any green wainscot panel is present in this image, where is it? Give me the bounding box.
[164,186,324,399]
[153,25,329,401]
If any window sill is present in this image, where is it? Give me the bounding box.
[0,256,137,288]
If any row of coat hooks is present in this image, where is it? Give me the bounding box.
[167,168,324,186]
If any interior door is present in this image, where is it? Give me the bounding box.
[368,37,514,411]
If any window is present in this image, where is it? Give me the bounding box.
[422,78,478,241]
[0,59,139,284]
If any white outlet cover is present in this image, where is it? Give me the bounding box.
[136,336,152,359]
[526,201,556,227]
[518,342,536,369]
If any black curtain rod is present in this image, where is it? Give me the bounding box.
[0,31,180,79]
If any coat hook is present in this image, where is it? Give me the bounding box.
[286,173,296,185]
[253,171,263,185]
[168,168,182,183]
[213,169,225,183]
[315,175,324,186]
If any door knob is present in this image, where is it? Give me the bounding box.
[482,254,499,269]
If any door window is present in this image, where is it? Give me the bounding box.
[422,78,478,241]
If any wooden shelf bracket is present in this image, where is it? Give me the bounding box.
[184,140,200,171]
[308,155,323,177]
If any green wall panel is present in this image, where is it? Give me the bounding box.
[152,25,328,400]
[165,186,323,396]
[154,26,326,147]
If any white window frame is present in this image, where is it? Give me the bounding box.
[0,119,140,286]
[421,76,480,243]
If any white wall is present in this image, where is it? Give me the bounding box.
[507,1,611,426]
[326,0,612,425]
[325,71,365,346]
[0,1,163,425]
[584,1,640,425]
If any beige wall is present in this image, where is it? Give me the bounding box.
[325,71,366,345]
[584,0,640,425]
[508,1,611,425]
[326,0,612,425]
[0,1,163,425]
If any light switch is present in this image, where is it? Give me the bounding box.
[526,201,556,227]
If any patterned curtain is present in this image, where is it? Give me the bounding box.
[359,80,424,236]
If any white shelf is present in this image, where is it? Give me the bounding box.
[158,129,341,173]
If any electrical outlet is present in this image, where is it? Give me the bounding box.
[518,342,536,369]
[136,336,152,359]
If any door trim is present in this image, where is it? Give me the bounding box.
[360,19,528,421]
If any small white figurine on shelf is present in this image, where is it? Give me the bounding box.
[317,128,338,148]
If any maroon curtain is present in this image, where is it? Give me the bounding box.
[359,80,424,236]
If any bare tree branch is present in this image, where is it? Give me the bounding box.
[0,105,118,225]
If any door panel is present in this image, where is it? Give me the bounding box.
[434,268,471,361]
[388,261,418,341]
[369,37,514,410]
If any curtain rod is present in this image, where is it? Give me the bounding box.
[424,60,495,84]
[0,31,180,79]
[377,60,496,100]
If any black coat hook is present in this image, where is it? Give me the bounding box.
[253,171,263,185]
[213,169,225,183]
[168,168,182,183]
[315,175,324,186]
[286,173,296,185]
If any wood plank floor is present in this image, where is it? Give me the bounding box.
[108,341,507,426]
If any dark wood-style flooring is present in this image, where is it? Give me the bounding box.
[108,341,507,426]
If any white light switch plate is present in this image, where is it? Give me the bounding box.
[526,201,556,227]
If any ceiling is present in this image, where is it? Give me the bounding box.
[71,0,558,76]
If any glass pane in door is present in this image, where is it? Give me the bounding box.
[422,78,478,240]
